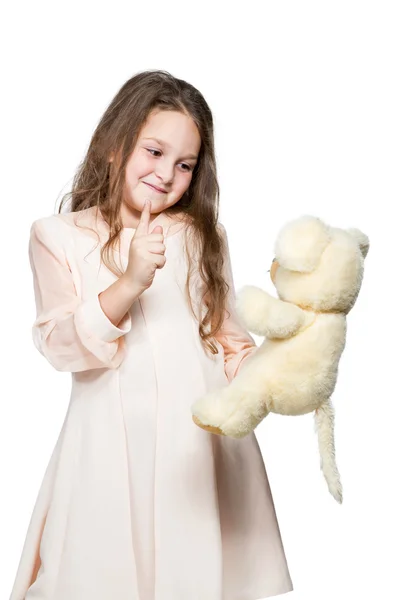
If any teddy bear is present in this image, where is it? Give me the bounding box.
[191,215,369,503]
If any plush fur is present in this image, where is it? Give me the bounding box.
[191,215,369,504]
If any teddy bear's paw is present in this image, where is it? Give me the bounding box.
[191,389,236,436]
[220,389,269,438]
[236,286,306,339]
[236,285,275,335]
[192,388,268,439]
[266,301,306,338]
[192,415,225,436]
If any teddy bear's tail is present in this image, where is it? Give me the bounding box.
[314,398,343,504]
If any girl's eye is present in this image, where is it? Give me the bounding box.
[147,148,162,158]
[146,148,192,172]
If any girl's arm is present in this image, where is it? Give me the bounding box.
[213,224,258,383]
[29,218,141,372]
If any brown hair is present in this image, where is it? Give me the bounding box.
[58,69,230,355]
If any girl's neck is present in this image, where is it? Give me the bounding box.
[96,205,188,233]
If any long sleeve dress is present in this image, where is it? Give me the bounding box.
[9,205,293,600]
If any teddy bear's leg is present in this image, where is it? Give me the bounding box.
[217,388,269,438]
[192,385,269,439]
[192,415,225,436]
[191,388,239,436]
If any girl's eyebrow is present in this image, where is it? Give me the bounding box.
[142,136,198,161]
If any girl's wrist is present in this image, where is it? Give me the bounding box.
[98,275,143,329]
[119,274,145,299]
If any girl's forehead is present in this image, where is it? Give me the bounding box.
[141,110,200,137]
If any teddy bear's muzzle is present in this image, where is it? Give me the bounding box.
[270,258,279,283]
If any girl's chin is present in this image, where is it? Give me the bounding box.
[126,187,182,212]
[135,197,179,211]
[126,200,168,215]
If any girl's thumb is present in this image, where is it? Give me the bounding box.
[151,225,163,234]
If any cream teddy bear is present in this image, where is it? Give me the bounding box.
[191,215,369,503]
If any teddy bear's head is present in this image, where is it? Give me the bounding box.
[270,216,369,313]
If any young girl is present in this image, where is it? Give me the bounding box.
[10,70,293,600]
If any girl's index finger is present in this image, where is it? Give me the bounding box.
[135,199,151,236]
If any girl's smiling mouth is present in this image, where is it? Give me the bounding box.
[144,182,168,193]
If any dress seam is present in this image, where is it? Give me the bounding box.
[116,365,138,592]
[137,296,159,597]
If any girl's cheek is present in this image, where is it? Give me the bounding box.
[143,154,156,170]
[130,156,153,176]
[182,172,193,188]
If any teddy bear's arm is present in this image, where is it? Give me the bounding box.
[235,285,308,339]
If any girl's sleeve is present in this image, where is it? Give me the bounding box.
[214,224,258,383]
[29,218,132,372]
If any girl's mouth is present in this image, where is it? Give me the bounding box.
[144,182,167,194]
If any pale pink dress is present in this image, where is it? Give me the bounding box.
[10,206,293,600]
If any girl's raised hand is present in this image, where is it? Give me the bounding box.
[124,199,167,292]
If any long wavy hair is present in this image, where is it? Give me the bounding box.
[58,69,230,355]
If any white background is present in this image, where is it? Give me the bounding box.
[1,1,399,598]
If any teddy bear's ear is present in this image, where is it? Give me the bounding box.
[274,215,330,273]
[346,228,370,258]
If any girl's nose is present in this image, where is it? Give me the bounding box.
[155,162,174,184]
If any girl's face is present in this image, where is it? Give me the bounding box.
[119,109,201,224]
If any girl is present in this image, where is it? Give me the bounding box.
[10,70,293,600]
